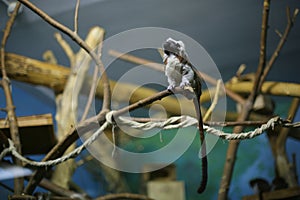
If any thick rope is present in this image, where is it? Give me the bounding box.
[117,116,282,140]
[0,111,295,167]
[204,117,280,140]
[117,115,198,130]
[0,121,109,166]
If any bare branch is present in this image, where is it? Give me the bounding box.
[258,6,299,89]
[81,31,105,121]
[219,3,298,200]
[74,0,80,34]
[249,0,270,101]
[218,0,271,199]
[0,1,23,194]
[275,98,299,186]
[54,32,75,68]
[203,79,222,121]
[96,193,153,200]
[42,50,58,64]
[275,29,283,38]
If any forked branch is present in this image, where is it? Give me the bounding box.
[0,2,23,194]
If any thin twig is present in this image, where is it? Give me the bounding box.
[275,98,299,186]
[81,32,105,121]
[0,1,23,194]
[74,0,80,34]
[54,32,75,68]
[80,62,99,121]
[275,29,283,38]
[96,193,153,200]
[235,64,246,78]
[258,7,299,89]
[248,1,270,103]
[17,0,111,111]
[203,79,222,121]
[0,182,14,193]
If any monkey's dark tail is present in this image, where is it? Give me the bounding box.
[193,98,208,194]
[197,147,208,193]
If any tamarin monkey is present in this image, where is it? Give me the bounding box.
[162,38,207,193]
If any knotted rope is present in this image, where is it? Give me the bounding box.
[0,111,294,167]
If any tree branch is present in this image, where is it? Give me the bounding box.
[249,0,270,102]
[218,2,299,199]
[74,0,80,34]
[276,98,299,186]
[203,79,222,121]
[81,30,105,121]
[258,7,299,89]
[218,0,271,199]
[54,32,75,68]
[96,193,153,200]
[0,2,23,194]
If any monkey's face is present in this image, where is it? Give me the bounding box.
[162,38,187,64]
[163,38,182,55]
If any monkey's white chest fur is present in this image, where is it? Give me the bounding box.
[165,54,194,90]
[165,55,182,88]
